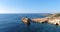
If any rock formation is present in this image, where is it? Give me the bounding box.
[22,17,31,26]
[22,13,60,26]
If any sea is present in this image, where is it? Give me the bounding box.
[0,14,60,32]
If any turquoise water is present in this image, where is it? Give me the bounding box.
[0,14,60,32]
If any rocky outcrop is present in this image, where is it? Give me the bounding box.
[22,13,60,26]
[22,17,49,26]
[22,17,31,26]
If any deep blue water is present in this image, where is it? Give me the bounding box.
[0,14,60,32]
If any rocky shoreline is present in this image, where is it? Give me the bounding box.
[22,13,60,26]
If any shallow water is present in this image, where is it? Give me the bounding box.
[0,14,60,32]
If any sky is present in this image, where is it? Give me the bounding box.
[0,0,60,13]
